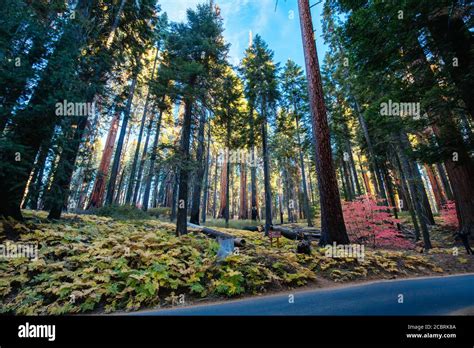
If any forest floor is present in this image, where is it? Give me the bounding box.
[0,210,472,315]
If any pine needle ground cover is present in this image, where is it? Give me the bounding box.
[0,211,472,315]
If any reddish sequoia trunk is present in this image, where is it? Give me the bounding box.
[298,0,349,245]
[436,163,454,201]
[88,113,120,208]
[106,74,138,205]
[424,164,446,210]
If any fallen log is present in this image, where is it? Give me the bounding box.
[242,225,263,232]
[270,225,321,241]
[187,222,246,247]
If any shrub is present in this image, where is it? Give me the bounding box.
[440,200,459,229]
[342,196,413,249]
[93,205,150,220]
[147,207,171,219]
[203,219,260,230]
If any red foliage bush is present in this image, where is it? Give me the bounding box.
[342,196,413,249]
[440,200,459,229]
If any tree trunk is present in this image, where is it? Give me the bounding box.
[436,163,454,201]
[212,154,218,219]
[142,109,163,211]
[0,0,94,221]
[48,116,88,219]
[218,150,228,219]
[357,152,373,197]
[127,49,159,204]
[339,164,349,201]
[201,124,211,223]
[38,1,127,218]
[150,165,161,209]
[88,112,120,209]
[283,163,293,222]
[190,110,207,224]
[133,109,154,206]
[105,74,138,205]
[224,117,232,227]
[410,39,474,234]
[299,0,349,245]
[261,98,272,236]
[176,89,195,236]
[424,164,445,209]
[170,172,178,221]
[427,9,474,121]
[354,100,387,201]
[381,162,399,222]
[392,150,421,239]
[342,157,355,201]
[307,162,316,203]
[23,140,50,210]
[400,132,436,225]
[278,174,284,224]
[239,162,248,219]
[345,138,362,196]
[396,138,432,249]
[248,104,259,220]
[295,113,313,226]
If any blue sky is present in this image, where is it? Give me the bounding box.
[158,0,328,71]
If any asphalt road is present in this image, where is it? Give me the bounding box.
[136,274,474,316]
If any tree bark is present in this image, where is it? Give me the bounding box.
[298,0,349,244]
[212,154,218,219]
[354,100,387,201]
[248,104,259,220]
[218,150,228,219]
[43,1,127,218]
[190,110,207,224]
[427,8,474,121]
[392,149,421,239]
[105,74,138,205]
[342,156,355,201]
[402,137,436,225]
[23,140,50,210]
[176,88,195,236]
[396,137,432,249]
[88,112,120,208]
[424,164,445,210]
[224,115,232,227]
[409,39,474,235]
[261,98,272,235]
[201,124,211,223]
[295,112,313,226]
[132,109,154,206]
[339,164,349,201]
[381,162,399,222]
[345,138,362,196]
[127,48,160,204]
[48,116,88,219]
[436,163,454,201]
[142,109,163,211]
[239,162,248,219]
